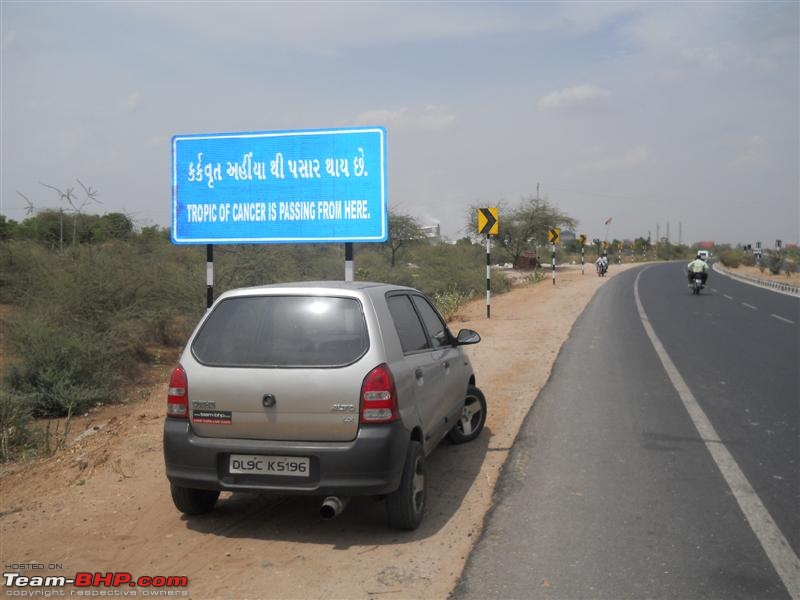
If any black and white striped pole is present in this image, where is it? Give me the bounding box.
[581,245,585,275]
[477,207,498,319]
[579,233,587,275]
[344,242,354,282]
[548,227,560,285]
[206,244,214,309]
[486,234,491,319]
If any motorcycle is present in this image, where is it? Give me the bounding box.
[596,262,607,277]
[690,273,704,295]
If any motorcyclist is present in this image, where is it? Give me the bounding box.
[687,253,709,286]
[595,252,609,275]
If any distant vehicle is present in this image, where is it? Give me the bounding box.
[163,281,486,530]
[596,256,608,277]
[697,250,710,261]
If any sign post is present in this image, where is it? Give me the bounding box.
[206,245,214,308]
[345,242,354,282]
[579,234,587,275]
[548,227,561,285]
[477,208,499,318]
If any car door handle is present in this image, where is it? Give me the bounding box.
[415,368,424,380]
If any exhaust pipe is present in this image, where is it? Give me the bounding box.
[320,496,350,519]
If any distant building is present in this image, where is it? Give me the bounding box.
[419,224,441,244]
[696,241,715,249]
[561,230,577,244]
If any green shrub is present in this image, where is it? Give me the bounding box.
[527,270,547,284]
[410,243,511,299]
[2,239,205,418]
[432,286,470,321]
[719,249,742,268]
[5,317,114,416]
[767,253,783,275]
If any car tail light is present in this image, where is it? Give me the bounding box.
[360,364,398,424]
[167,364,188,418]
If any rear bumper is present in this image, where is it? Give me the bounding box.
[163,418,408,496]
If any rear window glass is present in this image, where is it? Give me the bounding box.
[192,295,368,367]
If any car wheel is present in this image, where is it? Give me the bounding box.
[447,385,487,444]
[386,441,426,530]
[170,483,220,515]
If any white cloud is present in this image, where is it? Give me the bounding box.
[585,146,650,173]
[354,105,456,132]
[129,3,526,56]
[538,84,612,110]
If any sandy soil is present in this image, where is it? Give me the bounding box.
[0,264,637,599]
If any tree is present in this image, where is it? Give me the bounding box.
[0,215,17,242]
[93,213,134,241]
[385,211,426,267]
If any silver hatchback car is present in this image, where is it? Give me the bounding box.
[163,281,485,530]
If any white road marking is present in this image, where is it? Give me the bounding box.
[711,288,718,293]
[771,314,796,325]
[723,294,734,300]
[635,268,800,600]
[742,302,758,310]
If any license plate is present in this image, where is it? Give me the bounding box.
[229,454,309,477]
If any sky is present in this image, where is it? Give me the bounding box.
[1,1,798,247]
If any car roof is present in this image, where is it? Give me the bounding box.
[217,281,419,300]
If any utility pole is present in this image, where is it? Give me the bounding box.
[666,221,670,244]
[678,221,682,245]
[656,224,660,258]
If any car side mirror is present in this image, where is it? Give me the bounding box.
[456,329,481,345]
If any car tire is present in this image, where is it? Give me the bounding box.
[386,441,426,530]
[447,385,487,444]
[170,484,220,515]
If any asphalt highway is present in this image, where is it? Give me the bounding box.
[455,262,799,600]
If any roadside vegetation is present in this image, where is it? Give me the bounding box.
[717,244,798,277]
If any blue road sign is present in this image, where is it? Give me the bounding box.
[171,127,387,244]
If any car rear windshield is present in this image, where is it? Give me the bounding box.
[192,295,369,367]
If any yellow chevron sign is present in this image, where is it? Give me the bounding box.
[477,208,499,235]
[548,227,561,244]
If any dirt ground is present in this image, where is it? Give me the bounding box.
[0,264,636,599]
